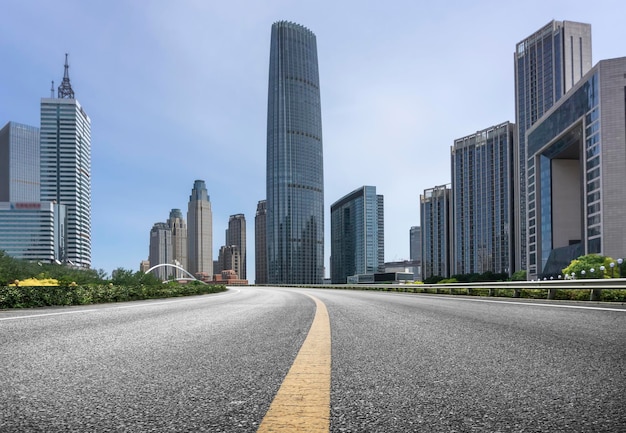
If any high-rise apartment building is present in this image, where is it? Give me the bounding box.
[514,20,592,273]
[330,186,384,284]
[167,208,187,278]
[526,57,626,279]
[40,55,92,267]
[226,214,246,280]
[420,184,452,280]
[266,21,324,285]
[0,122,40,202]
[409,226,421,263]
[149,222,172,280]
[187,180,212,279]
[452,122,515,276]
[255,200,267,284]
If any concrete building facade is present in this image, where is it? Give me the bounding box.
[420,184,452,280]
[452,122,515,276]
[187,180,213,279]
[526,57,626,279]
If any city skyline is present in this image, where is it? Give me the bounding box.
[1,1,625,279]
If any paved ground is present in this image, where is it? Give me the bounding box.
[1,287,625,432]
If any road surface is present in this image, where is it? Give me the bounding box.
[1,287,625,432]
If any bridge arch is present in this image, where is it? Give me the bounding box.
[145,263,203,283]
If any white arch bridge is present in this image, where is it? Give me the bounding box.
[145,263,206,284]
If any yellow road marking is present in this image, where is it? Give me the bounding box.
[257,294,331,432]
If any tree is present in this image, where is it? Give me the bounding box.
[511,270,526,281]
[562,254,616,279]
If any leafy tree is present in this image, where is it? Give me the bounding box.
[563,254,616,279]
[511,270,527,281]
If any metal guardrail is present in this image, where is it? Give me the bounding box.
[320,278,626,301]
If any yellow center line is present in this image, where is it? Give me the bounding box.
[257,294,331,432]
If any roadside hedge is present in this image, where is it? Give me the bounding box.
[0,282,227,309]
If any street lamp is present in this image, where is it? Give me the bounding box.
[600,265,605,278]
[618,258,624,278]
[610,262,616,277]
[581,270,586,278]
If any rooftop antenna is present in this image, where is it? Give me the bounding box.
[57,53,75,99]
[50,80,55,98]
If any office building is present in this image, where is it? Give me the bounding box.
[526,57,626,279]
[187,180,213,279]
[514,20,592,273]
[217,245,242,279]
[255,200,267,284]
[167,208,187,278]
[420,184,452,280]
[0,122,40,202]
[330,186,384,284]
[149,222,172,280]
[266,21,324,284]
[0,202,66,262]
[409,226,421,262]
[40,54,92,267]
[452,122,515,275]
[226,214,246,280]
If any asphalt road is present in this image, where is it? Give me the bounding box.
[1,287,625,432]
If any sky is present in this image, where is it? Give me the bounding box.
[1,0,625,280]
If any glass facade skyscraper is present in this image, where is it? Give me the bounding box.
[40,56,92,267]
[452,122,515,275]
[330,186,384,284]
[526,57,626,279]
[0,122,40,202]
[0,122,66,263]
[409,226,421,263]
[420,185,452,280]
[514,20,592,273]
[266,21,324,284]
[255,200,267,284]
[149,222,172,280]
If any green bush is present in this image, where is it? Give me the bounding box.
[0,281,226,309]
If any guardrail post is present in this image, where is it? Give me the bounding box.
[547,288,556,300]
[489,288,495,297]
[513,289,521,298]
[590,288,601,301]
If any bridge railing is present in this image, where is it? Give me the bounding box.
[325,278,626,301]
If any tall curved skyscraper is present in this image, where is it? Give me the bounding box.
[266,21,324,284]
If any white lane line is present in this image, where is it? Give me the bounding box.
[417,294,626,312]
[0,288,240,321]
[0,309,99,321]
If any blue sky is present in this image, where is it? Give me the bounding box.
[1,0,625,279]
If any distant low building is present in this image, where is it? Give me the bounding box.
[210,269,248,286]
[385,260,420,281]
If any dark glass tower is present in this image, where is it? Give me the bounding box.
[266,21,324,284]
[330,186,384,284]
[513,21,591,275]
